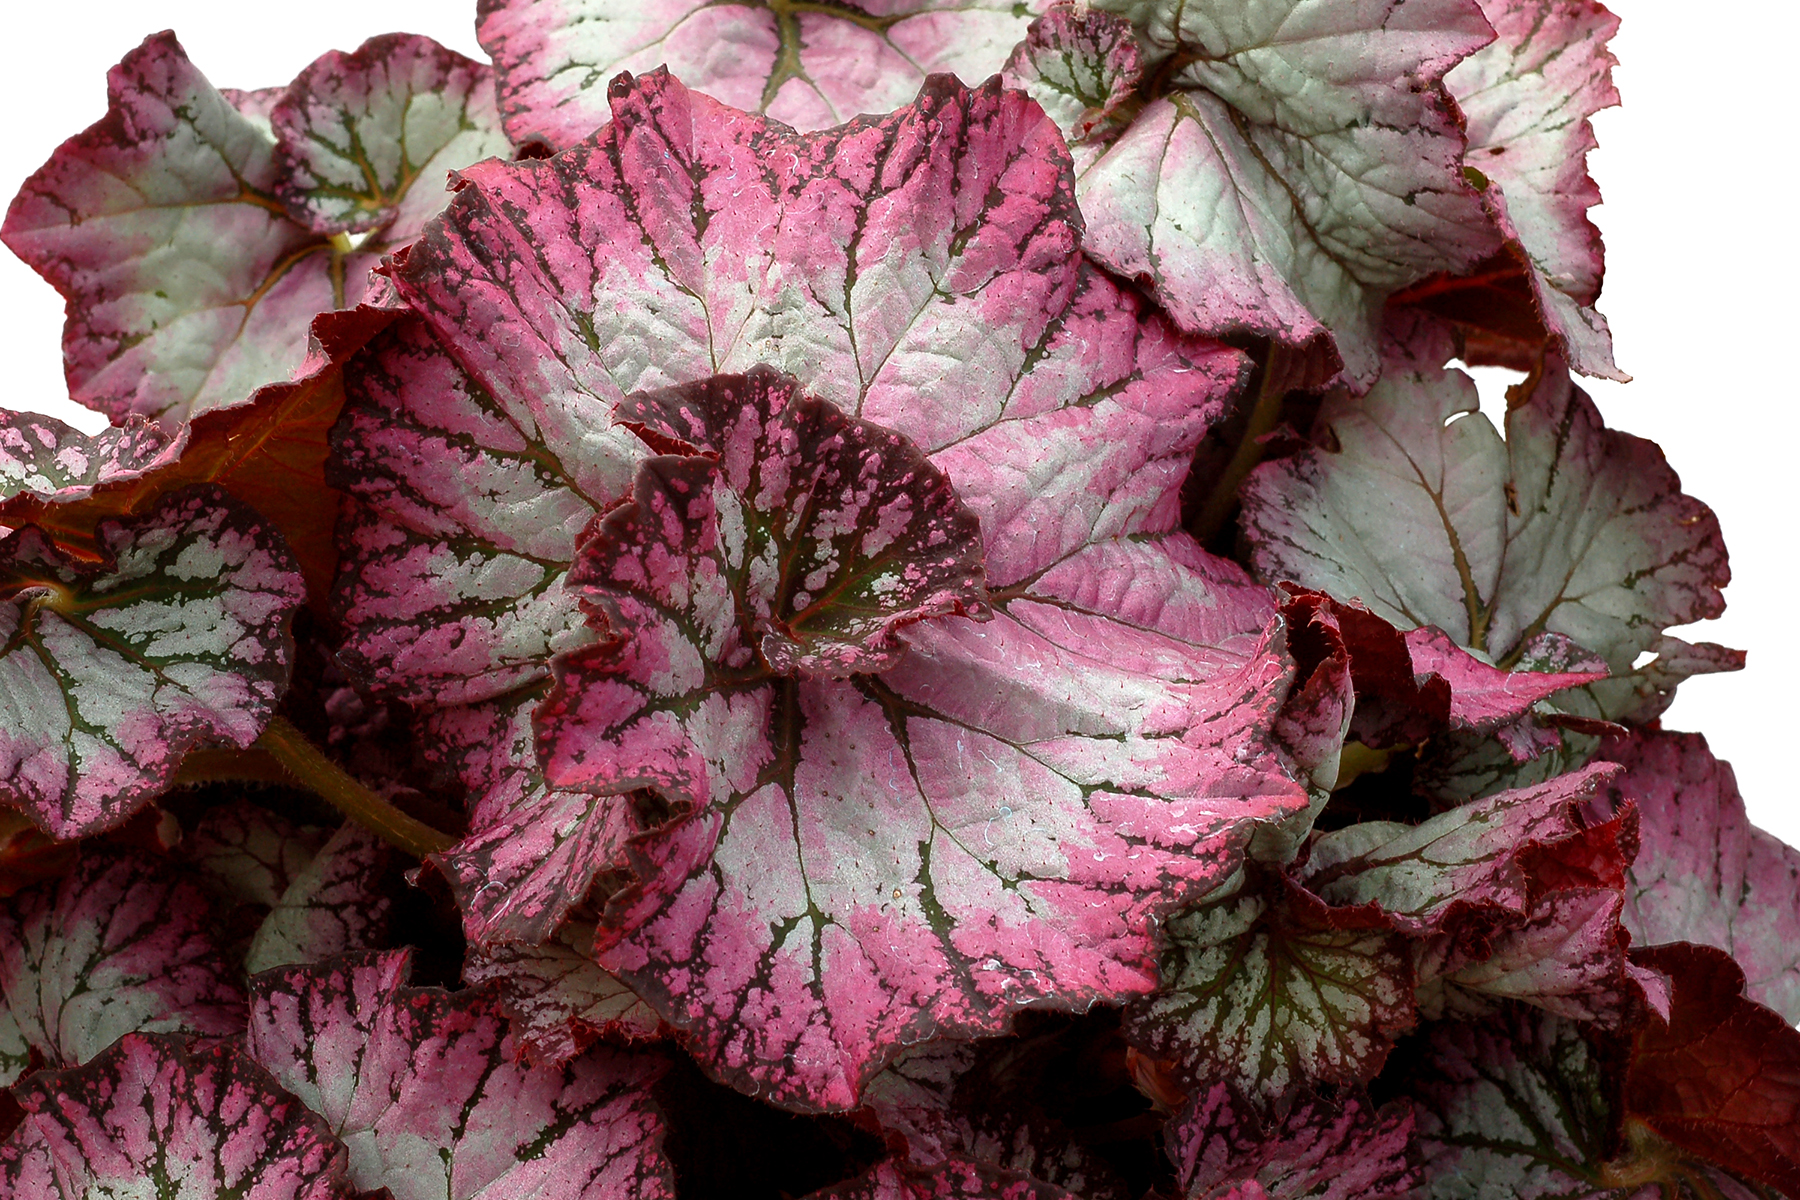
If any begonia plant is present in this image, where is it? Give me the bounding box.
[1,2,1795,1197]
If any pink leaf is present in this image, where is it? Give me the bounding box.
[244,823,392,975]
[808,1156,1078,1200]
[1001,5,1142,152]
[463,927,664,1065]
[475,0,1047,147]
[1167,1084,1418,1200]
[179,800,330,911]
[1078,0,1500,387]
[0,487,306,839]
[0,413,181,506]
[2,1032,353,1199]
[0,849,245,1088]
[1591,730,1800,1025]
[1447,0,1626,379]
[271,34,510,238]
[246,950,675,1200]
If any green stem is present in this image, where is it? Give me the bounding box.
[253,715,456,859]
[1190,345,1295,545]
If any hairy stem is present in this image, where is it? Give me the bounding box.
[252,715,456,859]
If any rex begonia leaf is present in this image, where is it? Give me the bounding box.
[610,367,989,676]
[1241,315,1728,690]
[180,799,330,912]
[0,33,377,426]
[474,0,1046,147]
[246,950,675,1200]
[1297,761,1618,933]
[1077,0,1500,387]
[1167,1084,1418,1200]
[422,683,642,945]
[1408,1006,1775,1200]
[1441,0,1624,379]
[0,1033,353,1200]
[336,70,1249,704]
[809,1156,1075,1200]
[463,926,663,1064]
[0,849,245,1088]
[0,486,306,839]
[0,302,402,604]
[0,412,179,506]
[1122,867,1414,1105]
[541,510,1303,1110]
[271,34,510,237]
[244,822,393,975]
[1589,731,1800,1025]
[1623,944,1800,1196]
[1001,4,1141,154]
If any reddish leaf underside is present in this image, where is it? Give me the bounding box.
[246,950,676,1200]
[0,849,245,1088]
[1,1032,352,1199]
[0,487,306,839]
[475,0,1046,146]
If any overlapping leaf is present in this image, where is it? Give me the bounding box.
[1241,316,1729,703]
[464,926,663,1064]
[539,376,1302,1109]
[809,1156,1075,1200]
[1123,867,1414,1105]
[0,486,306,838]
[0,850,245,1088]
[1078,0,1501,386]
[2,1033,353,1199]
[1001,4,1141,157]
[475,0,1047,147]
[0,412,179,505]
[1,32,503,427]
[1436,0,1625,378]
[180,799,330,912]
[246,950,675,1200]
[1589,731,1800,1025]
[245,822,392,974]
[1167,1084,1418,1200]
[1411,1004,1780,1199]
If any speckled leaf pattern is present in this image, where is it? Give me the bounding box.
[1167,1084,1418,1200]
[1411,1006,1775,1200]
[1078,0,1500,386]
[475,0,1046,147]
[542,522,1304,1110]
[0,850,245,1088]
[246,950,675,1200]
[1447,0,1624,378]
[0,34,372,425]
[272,34,511,237]
[423,685,642,946]
[612,368,988,676]
[1001,4,1141,154]
[464,926,663,1064]
[1588,732,1800,1024]
[245,822,393,974]
[0,487,306,839]
[0,1032,354,1200]
[336,70,1246,706]
[0,412,180,505]
[180,799,330,911]
[809,1156,1076,1200]
[1123,869,1414,1104]
[1298,761,1618,933]
[1241,317,1728,686]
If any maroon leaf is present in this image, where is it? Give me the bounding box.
[1166,1084,1418,1200]
[1078,0,1500,387]
[463,927,663,1065]
[1591,730,1800,1025]
[1,1032,352,1199]
[0,487,306,839]
[475,0,1046,147]
[1444,0,1625,379]
[0,849,245,1088]
[246,950,675,1200]
[1242,315,1730,705]
[1624,944,1800,1197]
[1122,868,1415,1105]
[542,521,1303,1109]
[271,34,510,238]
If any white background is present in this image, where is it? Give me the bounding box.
[1,3,1792,842]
